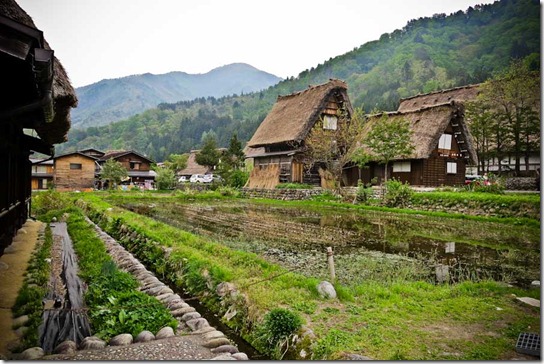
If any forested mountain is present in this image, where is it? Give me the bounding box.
[60,0,540,162]
[72,63,282,128]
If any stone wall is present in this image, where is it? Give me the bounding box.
[505,177,539,191]
[240,188,323,200]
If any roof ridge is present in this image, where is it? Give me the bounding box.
[399,84,480,102]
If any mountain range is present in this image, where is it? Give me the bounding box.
[72,63,282,128]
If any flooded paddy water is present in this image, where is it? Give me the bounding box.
[118,199,540,287]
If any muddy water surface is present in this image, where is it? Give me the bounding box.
[121,200,540,286]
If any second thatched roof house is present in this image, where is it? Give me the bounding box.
[360,101,477,186]
[246,79,353,188]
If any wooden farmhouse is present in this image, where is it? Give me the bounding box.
[30,158,54,190]
[0,0,77,252]
[246,79,353,188]
[359,101,478,186]
[54,152,98,191]
[98,150,156,188]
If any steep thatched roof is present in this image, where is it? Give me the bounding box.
[177,150,211,176]
[247,79,352,148]
[362,101,477,164]
[398,84,480,113]
[0,0,77,144]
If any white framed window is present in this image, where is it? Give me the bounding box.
[447,162,457,174]
[438,134,452,150]
[323,115,338,130]
[393,161,411,172]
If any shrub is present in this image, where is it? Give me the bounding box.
[383,178,413,208]
[227,170,249,188]
[254,308,303,359]
[311,190,341,202]
[32,190,69,217]
[276,182,314,189]
[355,179,376,204]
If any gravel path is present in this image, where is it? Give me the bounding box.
[43,335,217,360]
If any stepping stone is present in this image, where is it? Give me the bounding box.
[186,318,210,331]
[203,338,231,348]
[516,297,540,307]
[20,347,44,360]
[210,344,238,353]
[54,340,77,355]
[109,333,133,346]
[156,326,175,339]
[80,336,106,350]
[232,352,249,360]
[181,312,201,321]
[135,330,155,343]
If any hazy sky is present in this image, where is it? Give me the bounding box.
[18,0,496,88]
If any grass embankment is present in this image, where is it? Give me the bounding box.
[74,192,540,360]
[28,195,178,343]
[10,224,52,352]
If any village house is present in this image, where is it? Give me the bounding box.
[176,148,227,180]
[246,81,482,188]
[97,150,156,189]
[246,79,353,188]
[359,101,478,186]
[177,150,214,180]
[30,157,54,190]
[401,84,541,177]
[0,0,77,252]
[53,152,98,191]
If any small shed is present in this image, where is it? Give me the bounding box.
[246,79,353,188]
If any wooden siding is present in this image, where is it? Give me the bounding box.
[110,154,151,172]
[54,155,96,191]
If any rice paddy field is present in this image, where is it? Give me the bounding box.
[71,191,540,360]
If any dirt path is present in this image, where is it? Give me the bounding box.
[0,219,43,358]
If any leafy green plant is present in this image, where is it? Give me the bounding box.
[254,308,303,359]
[276,182,314,189]
[383,178,413,207]
[356,178,377,204]
[32,190,70,217]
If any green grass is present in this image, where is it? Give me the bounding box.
[70,191,541,360]
[11,224,53,352]
[66,211,178,340]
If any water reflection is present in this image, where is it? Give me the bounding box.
[121,201,539,286]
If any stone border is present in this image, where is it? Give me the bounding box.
[85,216,248,360]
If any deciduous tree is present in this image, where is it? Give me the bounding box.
[363,114,414,183]
[100,159,128,189]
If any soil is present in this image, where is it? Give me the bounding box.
[0,219,43,358]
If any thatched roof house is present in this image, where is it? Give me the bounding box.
[359,101,477,186]
[177,150,211,177]
[247,79,353,188]
[247,79,353,148]
[398,84,480,113]
[1,0,77,146]
[1,0,76,253]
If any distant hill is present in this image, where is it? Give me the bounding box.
[61,0,540,162]
[72,63,282,128]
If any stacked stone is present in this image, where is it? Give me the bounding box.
[84,217,249,360]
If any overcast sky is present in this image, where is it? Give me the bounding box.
[18,0,496,88]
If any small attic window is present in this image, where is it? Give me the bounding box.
[323,115,338,130]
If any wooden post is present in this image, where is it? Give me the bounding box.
[327,247,336,283]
